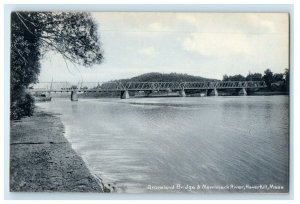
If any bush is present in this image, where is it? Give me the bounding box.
[10,93,35,120]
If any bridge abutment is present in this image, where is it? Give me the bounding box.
[121,90,130,99]
[71,90,78,101]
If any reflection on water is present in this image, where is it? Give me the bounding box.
[37,96,289,193]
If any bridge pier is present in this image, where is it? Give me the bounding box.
[201,90,207,97]
[179,89,186,97]
[121,90,130,99]
[144,90,153,97]
[71,90,78,101]
[237,88,247,96]
[213,88,219,96]
[207,88,218,96]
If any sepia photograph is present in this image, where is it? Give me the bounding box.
[9,11,289,194]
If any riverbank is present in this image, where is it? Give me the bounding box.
[10,108,111,192]
[248,91,288,96]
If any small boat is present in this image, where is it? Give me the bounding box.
[34,93,52,102]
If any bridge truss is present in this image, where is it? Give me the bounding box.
[28,81,266,93]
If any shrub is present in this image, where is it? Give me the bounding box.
[10,93,35,120]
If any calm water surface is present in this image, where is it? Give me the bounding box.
[37,96,289,193]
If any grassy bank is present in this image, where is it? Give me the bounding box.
[10,109,111,192]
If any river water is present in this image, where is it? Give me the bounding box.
[37,96,289,193]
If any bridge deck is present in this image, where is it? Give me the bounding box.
[28,81,266,93]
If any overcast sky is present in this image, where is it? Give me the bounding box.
[38,12,289,82]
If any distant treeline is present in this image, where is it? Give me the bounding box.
[111,72,214,83]
[222,68,289,92]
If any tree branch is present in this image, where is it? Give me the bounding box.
[40,37,84,66]
[16,12,38,28]
[15,12,35,35]
[61,55,76,76]
[12,45,27,65]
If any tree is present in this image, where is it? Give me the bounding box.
[222,74,246,81]
[246,72,262,81]
[262,69,273,89]
[273,73,284,82]
[225,74,246,81]
[222,74,229,81]
[284,68,289,92]
[11,12,103,119]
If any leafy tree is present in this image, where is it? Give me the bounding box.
[246,72,262,81]
[11,12,103,119]
[222,74,229,81]
[262,69,273,89]
[273,73,284,82]
[222,74,246,81]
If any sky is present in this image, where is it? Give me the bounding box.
[38,12,289,82]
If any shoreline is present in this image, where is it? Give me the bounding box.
[10,108,111,192]
[66,91,289,99]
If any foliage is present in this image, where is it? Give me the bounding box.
[116,72,214,83]
[262,69,273,88]
[246,73,262,81]
[222,75,229,81]
[11,12,103,119]
[11,93,35,120]
[284,68,289,92]
[222,74,246,81]
[262,69,287,91]
[222,68,289,92]
[273,73,284,82]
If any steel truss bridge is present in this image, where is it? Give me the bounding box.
[28,81,267,100]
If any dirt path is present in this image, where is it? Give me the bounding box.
[10,110,110,192]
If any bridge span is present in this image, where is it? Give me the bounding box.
[28,81,267,101]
